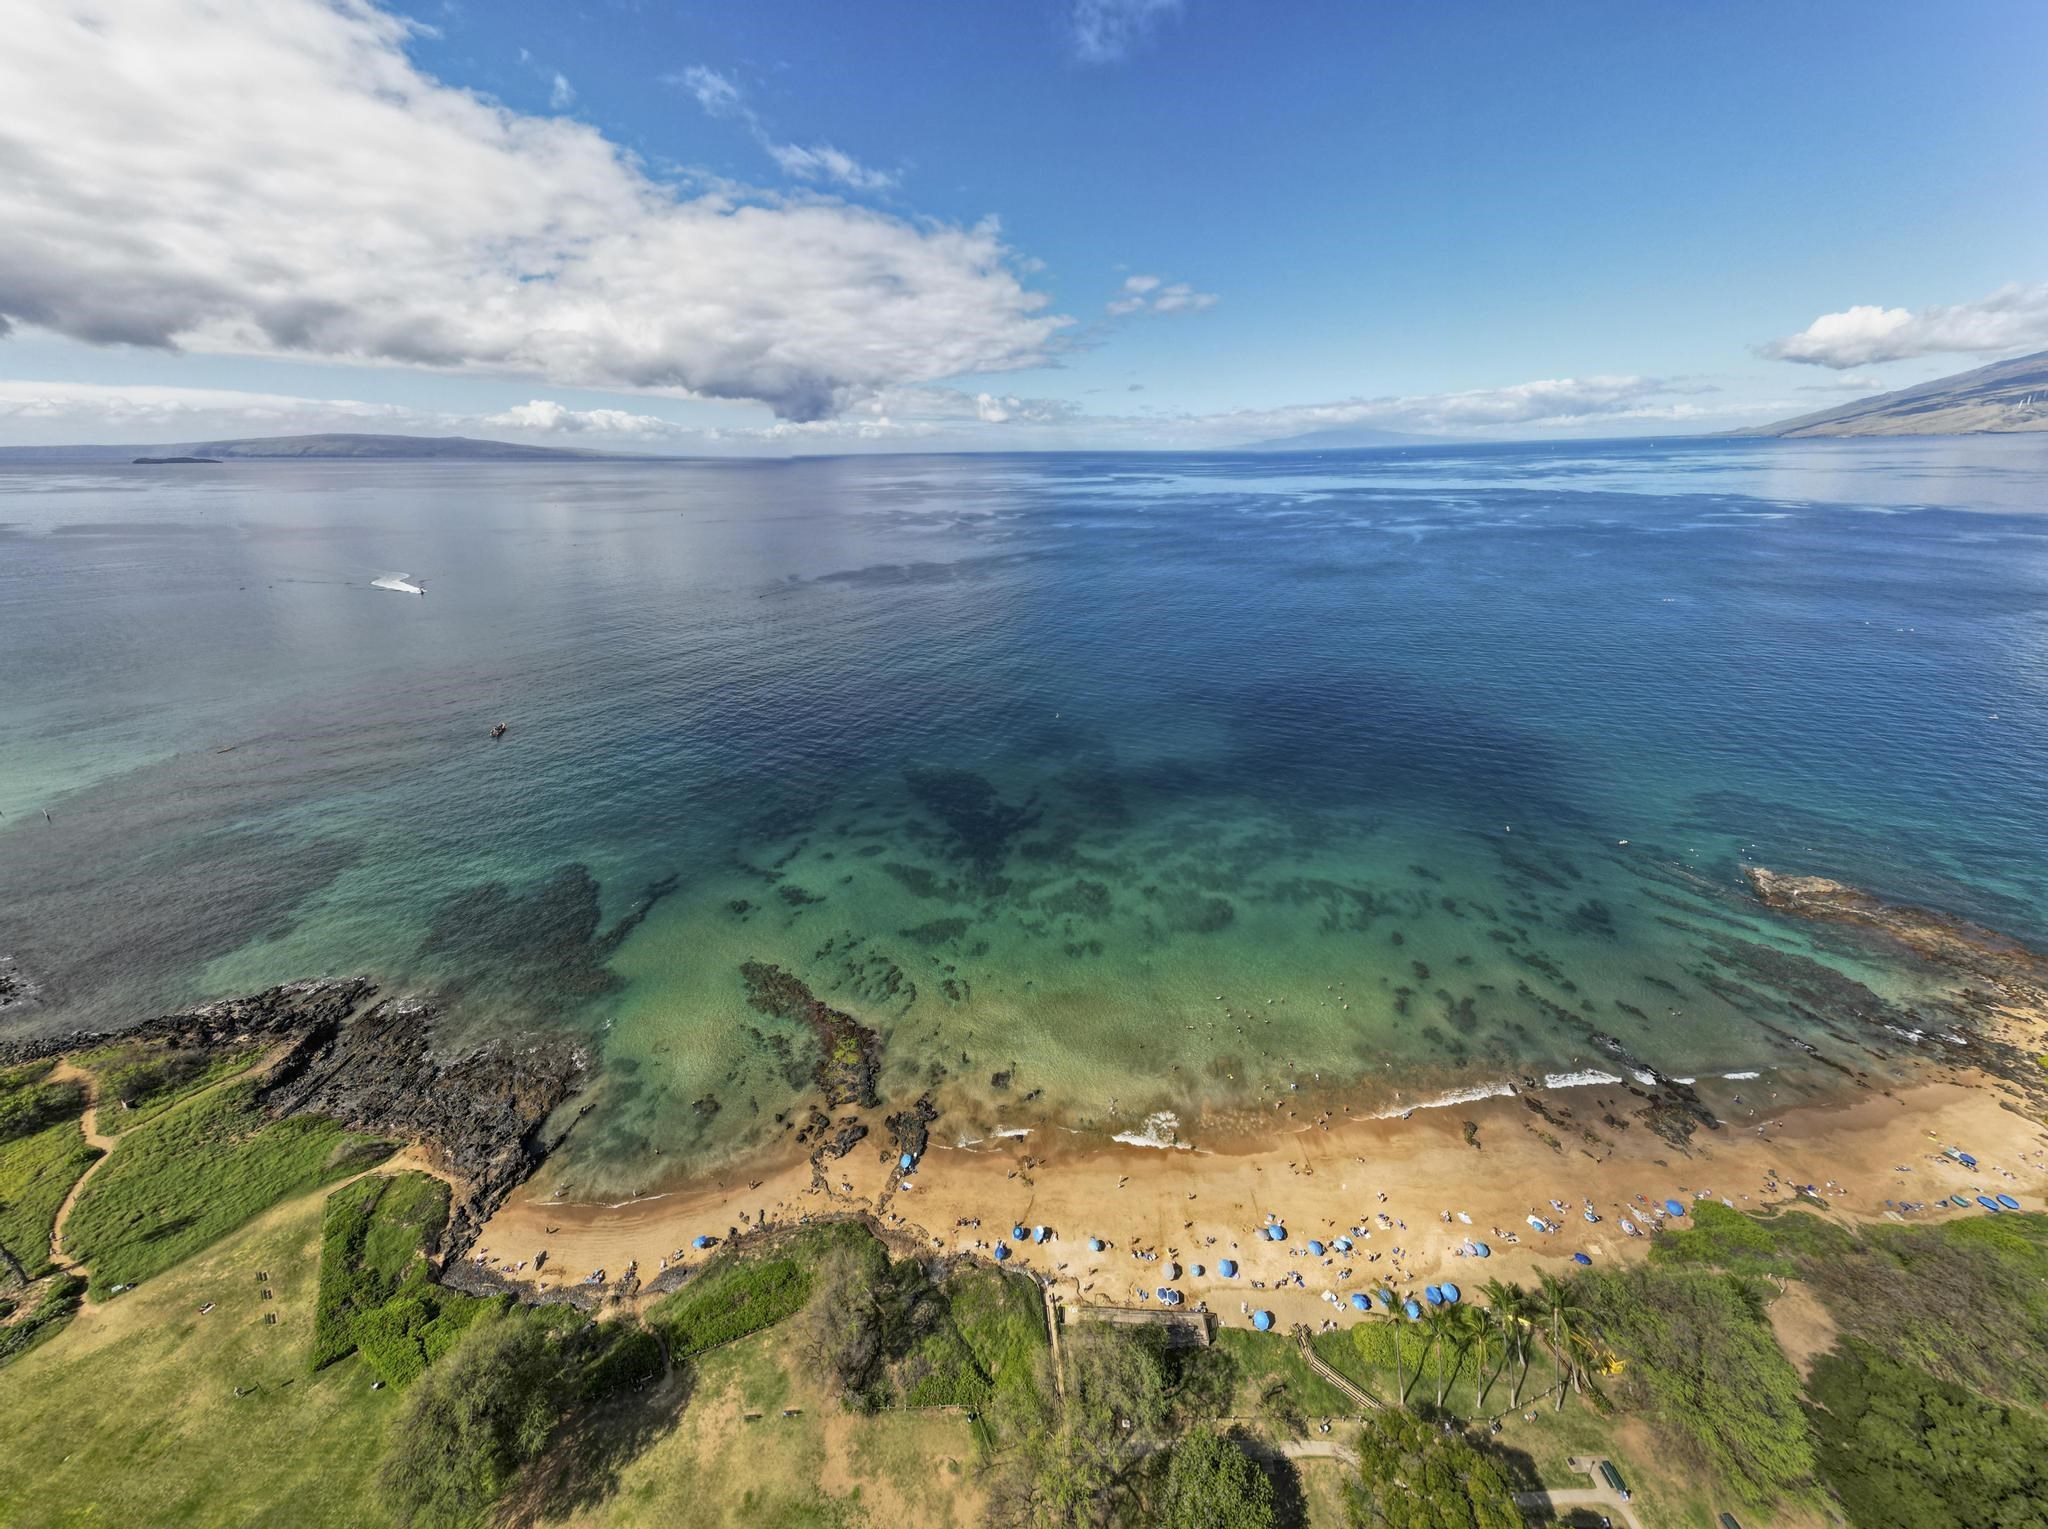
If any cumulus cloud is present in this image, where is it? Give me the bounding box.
[1761,282,2048,369]
[1107,274,1217,317]
[0,2,1055,419]
[1068,0,1185,64]
[670,63,899,192]
[548,71,575,111]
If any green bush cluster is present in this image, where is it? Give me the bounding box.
[650,1254,810,1357]
[1345,1410,1519,1529]
[311,1172,451,1369]
[0,1072,83,1144]
[354,1271,499,1387]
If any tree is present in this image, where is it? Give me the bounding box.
[1346,1410,1521,1529]
[795,1239,894,1401]
[1455,1304,1490,1415]
[1534,1271,1589,1411]
[1156,1429,1277,1529]
[1419,1306,1458,1411]
[377,1310,564,1528]
[1477,1281,1532,1409]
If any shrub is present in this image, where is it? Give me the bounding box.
[312,1172,450,1370]
[0,1272,86,1366]
[1157,1428,1276,1529]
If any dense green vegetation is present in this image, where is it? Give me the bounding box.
[1659,1201,2048,1406]
[64,1079,390,1295]
[1154,1428,1277,1529]
[0,1063,82,1142]
[312,1171,453,1369]
[1579,1265,1814,1507]
[648,1246,813,1357]
[1344,1410,1520,1529]
[377,1306,568,1528]
[1806,1340,2048,1529]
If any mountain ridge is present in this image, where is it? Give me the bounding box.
[1737,350,2048,438]
[0,432,663,463]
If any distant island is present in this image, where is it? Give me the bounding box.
[0,432,658,464]
[131,456,221,465]
[1740,348,2048,438]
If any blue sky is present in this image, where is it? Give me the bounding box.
[3,0,2045,450]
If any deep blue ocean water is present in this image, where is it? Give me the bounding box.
[4,436,2046,1182]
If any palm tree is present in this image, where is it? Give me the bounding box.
[1389,1311,1410,1408]
[1534,1270,1589,1411]
[1457,1303,1492,1414]
[1480,1279,1535,1408]
[1420,1305,1457,1410]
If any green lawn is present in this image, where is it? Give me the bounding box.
[0,1115,99,1280]
[64,1080,391,1296]
[0,1186,403,1528]
[73,1040,263,1137]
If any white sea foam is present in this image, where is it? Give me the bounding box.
[1112,1110,1191,1149]
[1370,1081,1515,1118]
[1721,1071,1760,1081]
[371,572,425,595]
[1542,1069,1623,1090]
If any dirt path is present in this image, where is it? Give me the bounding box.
[44,1063,117,1271]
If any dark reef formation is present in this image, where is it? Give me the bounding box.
[738,960,881,1109]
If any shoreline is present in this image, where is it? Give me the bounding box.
[475,1063,2048,1334]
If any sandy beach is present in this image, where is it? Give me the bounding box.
[474,1064,2048,1333]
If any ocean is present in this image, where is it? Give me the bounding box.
[4,435,2046,1187]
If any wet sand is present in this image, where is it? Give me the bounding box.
[475,1067,2048,1332]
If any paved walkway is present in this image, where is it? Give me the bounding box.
[1511,1457,1644,1529]
[1292,1324,1383,1411]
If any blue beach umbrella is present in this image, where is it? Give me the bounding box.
[1403,1299,1422,1320]
[1307,1239,1326,1256]
[1572,1252,1592,1266]
[1252,1310,1275,1331]
[1350,1292,1371,1312]
[1218,1259,1238,1278]
[1332,1237,1353,1253]
[1440,1281,1460,1303]
[1952,1195,1973,1208]
[1977,1195,2002,1212]
[1013,1224,1027,1240]
[1664,1199,1685,1217]
[1473,1242,1491,1258]
[1191,1264,1205,1277]
[1424,1284,1443,1306]
[1087,1237,1104,1252]
[1266,1225,1287,1242]
[691,1235,712,1249]
[1997,1194,2022,1210]
[1033,1225,1050,1243]
[993,1243,1010,1261]
[899,1153,915,1171]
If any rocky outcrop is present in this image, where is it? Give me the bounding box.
[739,961,881,1108]
[0,978,374,1066]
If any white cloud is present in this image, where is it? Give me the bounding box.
[767,142,898,193]
[482,399,687,436]
[1106,273,1217,317]
[1761,282,2048,369]
[548,71,575,111]
[671,64,898,193]
[1068,0,1185,64]
[0,2,1059,419]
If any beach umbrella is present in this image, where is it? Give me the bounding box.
[1572,1252,1592,1266]
[1997,1194,2022,1210]
[1424,1284,1443,1306]
[1977,1195,2002,1212]
[1473,1242,1490,1258]
[1266,1225,1287,1242]
[1440,1281,1460,1303]
[1013,1224,1027,1240]
[691,1235,712,1249]
[1165,1262,1181,1280]
[1033,1226,1050,1243]
[1375,1288,1394,1306]
[899,1152,916,1171]
[1218,1260,1238,1278]
[1333,1237,1353,1253]
[1087,1237,1104,1252]
[1252,1310,1275,1331]
[1350,1292,1371,1312]
[993,1243,1011,1261]
[1664,1199,1685,1217]
[1403,1299,1422,1320]
[1164,1289,1183,1306]
[1307,1239,1326,1256]
[1191,1264,1205,1277]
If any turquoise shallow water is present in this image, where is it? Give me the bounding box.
[3,437,2047,1186]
